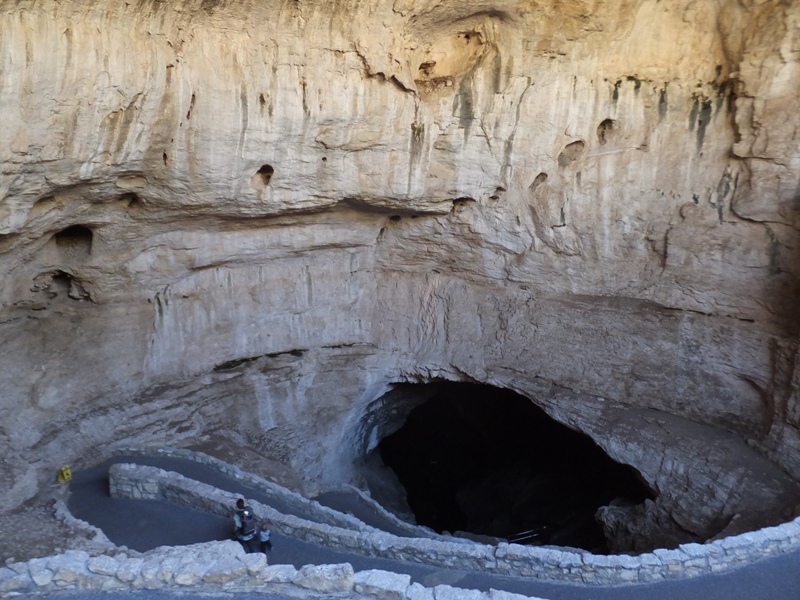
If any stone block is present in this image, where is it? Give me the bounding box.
[353,569,411,600]
[637,569,665,583]
[195,540,245,562]
[665,564,686,579]
[100,577,127,591]
[157,556,181,583]
[683,557,709,569]
[292,563,355,592]
[240,552,267,575]
[610,554,640,569]
[652,547,683,566]
[257,564,297,583]
[678,542,708,557]
[543,550,566,566]
[0,571,33,593]
[636,552,662,567]
[138,558,162,585]
[28,557,54,587]
[5,562,28,575]
[116,557,144,583]
[556,551,583,569]
[584,554,615,568]
[87,555,120,577]
[496,543,530,561]
[718,535,747,553]
[203,555,247,583]
[174,561,206,586]
[433,584,485,600]
[407,582,435,600]
[50,550,90,584]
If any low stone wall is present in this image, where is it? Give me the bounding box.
[0,540,542,599]
[108,462,800,585]
[111,446,456,542]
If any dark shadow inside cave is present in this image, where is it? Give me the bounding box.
[375,382,654,553]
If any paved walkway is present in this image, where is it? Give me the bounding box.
[66,455,800,600]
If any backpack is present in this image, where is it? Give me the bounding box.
[237,507,258,538]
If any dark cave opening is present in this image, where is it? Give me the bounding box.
[53,224,93,259]
[377,382,654,552]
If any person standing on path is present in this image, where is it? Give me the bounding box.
[259,520,273,552]
[232,498,260,553]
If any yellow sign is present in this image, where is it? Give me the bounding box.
[57,465,72,482]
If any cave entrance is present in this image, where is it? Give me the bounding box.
[373,382,653,552]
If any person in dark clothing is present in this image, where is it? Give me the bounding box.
[232,497,260,553]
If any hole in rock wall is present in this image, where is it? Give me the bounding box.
[418,61,436,77]
[557,141,586,168]
[370,382,653,553]
[120,192,143,209]
[250,164,275,192]
[48,271,72,297]
[257,164,274,184]
[53,225,92,260]
[597,119,616,145]
[529,172,548,192]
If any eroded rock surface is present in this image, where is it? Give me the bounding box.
[1,0,799,553]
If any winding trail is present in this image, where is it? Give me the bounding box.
[66,455,800,600]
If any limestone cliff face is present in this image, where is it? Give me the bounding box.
[1,0,799,549]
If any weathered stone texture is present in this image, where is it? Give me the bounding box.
[354,569,411,600]
[293,563,355,592]
[0,0,798,555]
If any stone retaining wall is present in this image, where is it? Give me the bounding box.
[108,461,800,585]
[0,540,543,600]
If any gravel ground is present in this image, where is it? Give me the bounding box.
[0,496,96,563]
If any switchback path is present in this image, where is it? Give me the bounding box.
[65,455,800,600]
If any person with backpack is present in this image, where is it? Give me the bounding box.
[232,498,260,553]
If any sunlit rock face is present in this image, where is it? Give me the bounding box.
[1,0,799,551]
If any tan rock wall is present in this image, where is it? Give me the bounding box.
[0,0,798,529]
